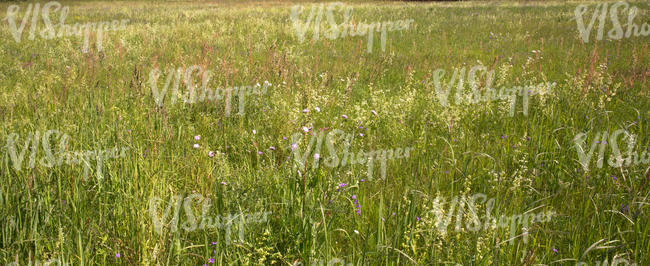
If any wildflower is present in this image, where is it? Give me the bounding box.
[356,209,361,215]
[392,212,395,216]
[315,107,321,112]
[209,258,215,263]
[116,253,120,258]
[208,151,215,157]
[258,151,263,155]
[221,182,227,185]
[354,230,359,234]
[302,126,310,133]
[339,183,347,188]
[371,110,377,115]
[552,248,558,253]
[612,175,617,181]
[194,135,201,141]
[314,153,320,159]
[416,216,421,221]
[351,195,356,199]
[269,146,276,151]
[360,133,364,137]
[291,143,298,150]
[193,144,200,149]
[252,129,257,135]
[342,114,348,119]
[283,137,287,140]
[302,109,309,113]
[360,179,365,182]
[212,242,217,245]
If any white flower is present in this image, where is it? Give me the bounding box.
[252,129,257,134]
[302,127,310,133]
[315,107,321,112]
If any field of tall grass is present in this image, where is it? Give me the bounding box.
[0,0,649,265]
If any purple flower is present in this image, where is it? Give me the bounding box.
[194,135,201,141]
[351,195,356,199]
[193,144,200,149]
[360,179,365,182]
[342,114,348,119]
[314,153,320,159]
[291,143,298,150]
[116,253,120,258]
[612,175,617,180]
[392,212,395,216]
[339,183,347,188]
[209,258,214,263]
[552,248,558,253]
[257,151,263,155]
[269,146,276,151]
[208,151,215,157]
[356,209,361,215]
[416,216,421,221]
[212,242,217,245]
[283,137,287,140]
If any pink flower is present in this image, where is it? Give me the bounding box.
[291,143,298,150]
[302,109,309,113]
[208,151,215,157]
[371,110,377,115]
[252,129,257,135]
[342,114,348,119]
[194,135,201,141]
[314,153,320,159]
[269,146,276,151]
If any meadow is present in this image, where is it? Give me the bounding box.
[0,0,649,265]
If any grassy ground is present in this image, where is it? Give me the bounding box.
[1,0,649,265]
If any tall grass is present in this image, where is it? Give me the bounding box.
[0,0,648,265]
